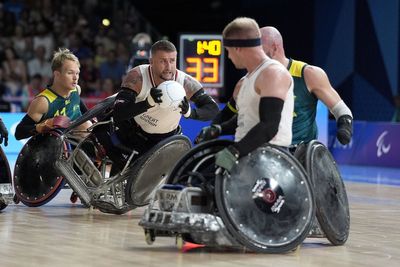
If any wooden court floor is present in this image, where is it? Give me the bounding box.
[1,173,400,267]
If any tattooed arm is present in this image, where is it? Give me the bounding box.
[113,67,152,122]
[181,74,219,121]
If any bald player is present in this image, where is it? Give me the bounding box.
[196,26,353,148]
[259,26,353,146]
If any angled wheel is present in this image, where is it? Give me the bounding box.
[124,135,192,207]
[305,140,350,245]
[167,139,233,185]
[215,144,315,253]
[13,132,68,207]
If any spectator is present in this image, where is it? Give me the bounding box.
[26,73,44,103]
[0,67,11,112]
[27,45,52,83]
[80,57,101,94]
[1,47,29,111]
[12,25,28,59]
[99,49,125,84]
[32,22,54,60]
[94,43,107,68]
[84,78,114,109]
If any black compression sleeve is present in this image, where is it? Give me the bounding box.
[220,115,238,135]
[233,97,284,156]
[189,89,219,121]
[113,88,151,123]
[15,115,37,140]
[212,97,237,124]
[80,99,88,114]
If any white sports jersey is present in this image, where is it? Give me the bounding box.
[134,64,186,134]
[235,59,294,147]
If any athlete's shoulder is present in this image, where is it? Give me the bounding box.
[37,88,57,102]
[288,59,308,78]
[122,65,144,93]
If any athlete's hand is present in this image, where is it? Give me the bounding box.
[179,96,191,118]
[215,146,240,173]
[194,125,221,144]
[147,87,163,106]
[36,116,71,133]
[336,115,353,145]
[0,119,8,146]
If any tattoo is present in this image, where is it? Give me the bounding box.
[121,68,143,91]
[183,75,202,97]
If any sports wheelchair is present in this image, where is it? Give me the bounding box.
[12,95,192,214]
[139,139,350,253]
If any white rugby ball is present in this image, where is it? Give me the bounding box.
[157,80,186,109]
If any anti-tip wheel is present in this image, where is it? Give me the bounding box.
[145,230,155,245]
[176,234,184,250]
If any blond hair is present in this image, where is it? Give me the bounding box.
[222,17,261,39]
[51,48,80,72]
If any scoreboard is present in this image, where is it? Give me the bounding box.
[179,34,224,88]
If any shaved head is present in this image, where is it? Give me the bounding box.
[259,26,286,64]
[260,26,283,48]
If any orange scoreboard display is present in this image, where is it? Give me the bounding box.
[179,34,224,88]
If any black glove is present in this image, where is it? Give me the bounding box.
[0,119,8,146]
[215,145,240,173]
[179,96,191,118]
[148,87,163,106]
[336,115,353,145]
[195,125,221,144]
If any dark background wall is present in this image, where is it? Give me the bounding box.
[134,0,315,101]
[136,0,400,121]
[314,0,399,121]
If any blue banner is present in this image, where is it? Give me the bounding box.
[329,120,400,168]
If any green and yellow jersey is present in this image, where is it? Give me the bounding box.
[288,59,318,145]
[37,87,82,122]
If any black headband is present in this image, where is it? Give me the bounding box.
[223,38,261,47]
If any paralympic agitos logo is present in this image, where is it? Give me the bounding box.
[376,131,391,157]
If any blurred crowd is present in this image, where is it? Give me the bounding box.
[0,0,157,112]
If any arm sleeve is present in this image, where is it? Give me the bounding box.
[15,115,38,140]
[80,99,89,114]
[212,97,237,125]
[112,87,151,123]
[219,114,238,135]
[189,89,219,121]
[233,97,284,156]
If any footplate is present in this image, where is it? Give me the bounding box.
[139,185,239,247]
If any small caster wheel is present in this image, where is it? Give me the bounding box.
[70,192,78,203]
[145,229,155,245]
[176,234,184,250]
[13,194,20,204]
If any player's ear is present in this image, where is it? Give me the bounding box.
[53,70,60,78]
[272,43,279,54]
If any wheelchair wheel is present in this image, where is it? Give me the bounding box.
[13,132,68,207]
[124,135,192,207]
[166,139,233,185]
[215,144,315,253]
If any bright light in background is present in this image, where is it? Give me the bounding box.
[102,18,110,27]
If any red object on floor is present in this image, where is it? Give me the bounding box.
[181,242,205,252]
